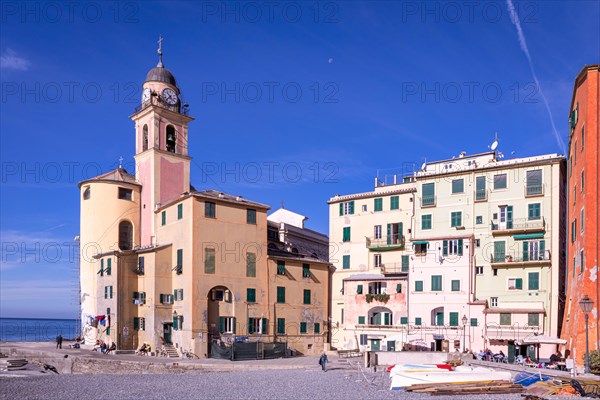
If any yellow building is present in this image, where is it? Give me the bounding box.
[78,47,330,358]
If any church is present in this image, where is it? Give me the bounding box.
[78,42,331,358]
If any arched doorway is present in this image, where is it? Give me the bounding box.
[207,286,234,356]
[118,220,133,250]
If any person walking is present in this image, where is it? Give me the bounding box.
[319,353,328,372]
[56,334,63,349]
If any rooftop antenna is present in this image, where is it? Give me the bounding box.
[489,132,499,151]
[420,158,427,171]
[118,156,123,169]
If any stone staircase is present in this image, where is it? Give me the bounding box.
[163,344,180,358]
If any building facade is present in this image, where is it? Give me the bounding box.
[561,64,600,367]
[79,50,330,357]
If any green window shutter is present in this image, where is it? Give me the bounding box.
[383,313,390,325]
[261,318,268,334]
[358,316,365,324]
[349,201,355,214]
[516,278,523,290]
[300,322,307,334]
[401,255,409,272]
[507,206,513,228]
[494,241,506,261]
[248,318,255,334]
[523,241,529,261]
[374,198,383,211]
[99,259,104,276]
[431,275,442,291]
[458,239,463,256]
[174,289,177,301]
[342,227,351,242]
[277,260,286,275]
[277,318,285,334]
[436,312,444,326]
[104,286,108,299]
[246,252,256,277]
[396,283,402,293]
[231,317,236,334]
[173,314,178,330]
[277,287,285,303]
[303,289,311,305]
[133,317,139,331]
[247,288,256,303]
[449,312,459,327]
[415,317,422,326]
[161,211,166,226]
[422,183,435,206]
[442,240,448,256]
[470,318,478,327]
[177,249,183,272]
[528,313,539,326]
[219,317,225,333]
[357,284,363,294]
[314,323,320,334]
[302,264,310,278]
[451,280,460,291]
[415,281,423,292]
[400,317,408,325]
[422,214,432,230]
[177,203,183,219]
[106,258,111,275]
[528,272,539,290]
[540,240,545,258]
[342,255,350,269]
[339,203,343,216]
[390,196,399,210]
[110,286,113,298]
[205,248,215,274]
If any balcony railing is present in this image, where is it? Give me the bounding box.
[421,195,436,207]
[475,188,487,201]
[133,97,190,116]
[380,262,409,275]
[490,250,551,265]
[491,217,545,233]
[525,184,544,197]
[366,235,405,251]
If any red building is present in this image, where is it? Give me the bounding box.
[561,64,600,369]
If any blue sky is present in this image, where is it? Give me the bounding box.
[1,1,598,319]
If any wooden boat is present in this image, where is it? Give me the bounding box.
[390,365,512,390]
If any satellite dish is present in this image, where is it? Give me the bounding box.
[490,140,498,151]
[421,158,427,171]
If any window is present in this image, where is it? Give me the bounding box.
[246,252,256,277]
[368,282,386,294]
[277,260,286,275]
[160,294,174,304]
[118,187,133,200]
[571,219,577,243]
[342,255,350,269]
[528,203,541,220]
[435,312,444,326]
[174,288,184,301]
[303,289,311,305]
[212,289,226,302]
[248,318,267,334]
[499,313,511,325]
[176,249,183,274]
[362,205,367,212]
[493,174,507,189]
[493,241,505,262]
[166,125,176,153]
[490,297,498,307]
[581,209,585,232]
[414,317,422,326]
[373,225,382,239]
[528,272,539,290]
[390,196,399,210]
[374,198,383,212]
[83,186,90,200]
[277,318,285,334]
[342,227,351,242]
[442,239,463,256]
[118,221,133,251]
[276,287,285,303]
[133,317,146,331]
[142,124,148,150]
[421,214,432,230]
[498,205,513,229]
[451,280,460,291]
[574,185,577,204]
[218,316,235,334]
[581,125,585,150]
[451,179,464,194]
[357,284,363,294]
[314,323,320,334]
[387,222,403,245]
[401,255,409,272]
[475,266,483,275]
[400,317,408,325]
[396,283,402,293]
[475,239,480,247]
[246,209,257,224]
[470,318,477,327]
[300,322,307,334]
[475,176,486,200]
[302,263,311,278]
[431,275,442,291]
[528,313,539,326]
[493,268,498,276]
[415,281,423,292]
[106,258,112,276]
[374,254,382,268]
[450,211,462,227]
[449,312,459,327]
[358,316,365,325]
[104,286,113,299]
[339,201,355,215]
[161,211,166,226]
[137,257,145,275]
[523,240,545,261]
[508,278,523,290]
[204,247,215,274]
[177,203,183,220]
[205,202,216,218]
[580,250,585,273]
[581,170,585,192]
[247,288,256,303]
[422,183,435,206]
[476,216,483,224]
[526,170,543,195]
[414,242,427,254]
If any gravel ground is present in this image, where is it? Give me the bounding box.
[0,368,581,400]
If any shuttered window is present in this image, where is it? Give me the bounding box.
[415,281,423,292]
[161,210,166,225]
[300,322,307,334]
[449,312,459,327]
[390,196,399,210]
[246,252,256,277]
[205,248,215,274]
[431,275,442,291]
[303,289,311,305]
[277,318,285,334]
[528,272,539,290]
[374,198,383,212]
[342,227,351,242]
[314,323,320,334]
[276,287,285,303]
[177,203,183,220]
[277,260,286,275]
[342,255,350,269]
[246,209,257,224]
[247,288,256,303]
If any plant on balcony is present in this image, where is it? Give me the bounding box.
[588,350,600,374]
[365,293,390,303]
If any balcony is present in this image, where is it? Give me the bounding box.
[421,195,436,207]
[491,218,545,236]
[475,188,487,202]
[490,250,551,267]
[132,97,190,116]
[525,184,544,197]
[380,262,409,275]
[366,235,405,251]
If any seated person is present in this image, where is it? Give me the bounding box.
[92,340,101,352]
[137,343,148,355]
[100,341,107,354]
[105,342,116,355]
[477,350,485,360]
[525,355,534,364]
[494,350,505,361]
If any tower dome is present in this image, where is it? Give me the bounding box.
[144,35,177,87]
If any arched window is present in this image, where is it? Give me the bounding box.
[118,221,133,251]
[142,124,148,151]
[368,306,393,326]
[166,125,176,153]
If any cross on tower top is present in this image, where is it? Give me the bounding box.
[118,156,124,169]
[157,35,164,67]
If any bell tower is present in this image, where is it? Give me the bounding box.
[131,37,194,247]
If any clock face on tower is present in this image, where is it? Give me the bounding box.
[162,88,177,105]
[142,88,151,103]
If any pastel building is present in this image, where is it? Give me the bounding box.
[78,47,330,357]
[561,64,600,367]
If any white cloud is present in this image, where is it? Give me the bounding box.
[0,48,31,71]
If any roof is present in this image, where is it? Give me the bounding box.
[342,274,404,281]
[267,248,329,264]
[145,66,177,87]
[328,186,415,204]
[78,168,140,188]
[191,189,270,210]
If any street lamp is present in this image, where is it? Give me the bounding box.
[462,315,468,352]
[579,294,594,374]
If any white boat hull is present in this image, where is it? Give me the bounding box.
[390,366,512,390]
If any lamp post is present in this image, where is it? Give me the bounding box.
[579,295,594,374]
[462,315,468,352]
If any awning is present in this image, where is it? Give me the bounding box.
[412,241,429,245]
[520,335,567,345]
[514,233,545,240]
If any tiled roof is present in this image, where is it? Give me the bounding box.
[78,168,139,188]
[191,189,270,210]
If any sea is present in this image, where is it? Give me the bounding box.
[0,318,80,342]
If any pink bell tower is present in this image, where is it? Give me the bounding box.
[131,36,194,247]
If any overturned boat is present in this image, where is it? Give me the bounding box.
[389,364,512,390]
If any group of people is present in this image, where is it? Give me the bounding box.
[93,340,116,355]
[136,343,152,356]
[476,349,506,362]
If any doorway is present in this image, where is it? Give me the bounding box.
[163,323,173,344]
